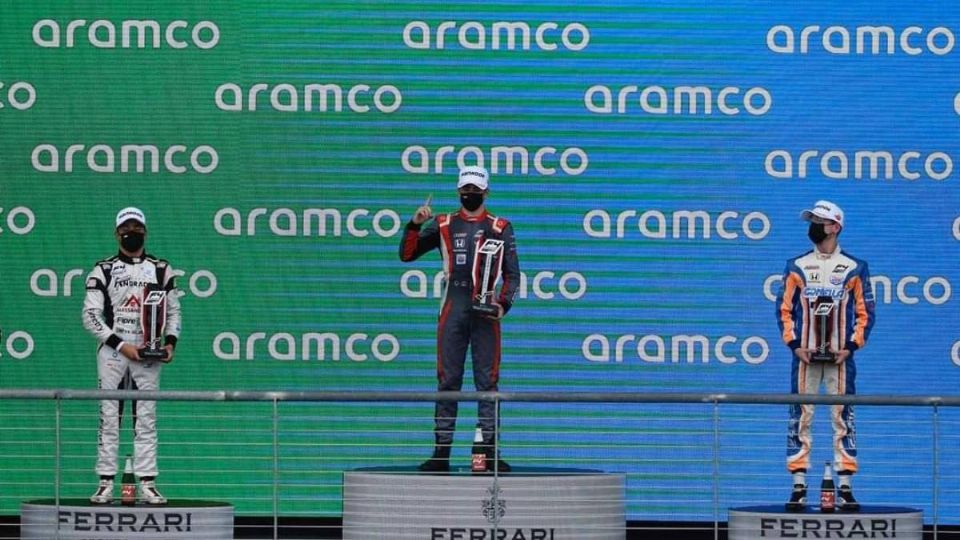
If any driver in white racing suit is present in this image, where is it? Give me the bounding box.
[83,207,181,505]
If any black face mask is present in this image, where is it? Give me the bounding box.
[807,223,828,244]
[120,232,145,252]
[460,192,484,212]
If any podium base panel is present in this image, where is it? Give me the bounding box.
[343,466,626,540]
[729,505,922,540]
[20,499,233,540]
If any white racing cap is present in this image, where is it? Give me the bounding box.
[115,207,146,228]
[457,166,489,190]
[800,200,844,228]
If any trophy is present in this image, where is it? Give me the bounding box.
[471,238,505,317]
[140,285,169,362]
[810,296,836,363]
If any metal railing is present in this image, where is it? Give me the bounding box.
[1,390,959,539]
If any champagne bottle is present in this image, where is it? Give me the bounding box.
[121,456,136,506]
[820,461,836,513]
[471,428,487,473]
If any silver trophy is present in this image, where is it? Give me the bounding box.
[471,238,505,317]
[810,296,836,363]
[139,285,169,362]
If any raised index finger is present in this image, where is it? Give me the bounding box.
[423,193,433,208]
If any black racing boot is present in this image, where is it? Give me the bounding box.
[837,486,860,512]
[484,446,511,473]
[418,444,451,472]
[785,484,807,512]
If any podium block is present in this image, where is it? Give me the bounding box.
[343,466,625,540]
[20,499,234,540]
[729,505,922,540]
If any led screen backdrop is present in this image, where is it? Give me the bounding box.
[1,0,959,521]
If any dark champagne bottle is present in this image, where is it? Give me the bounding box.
[471,428,487,473]
[120,456,136,506]
[820,461,836,513]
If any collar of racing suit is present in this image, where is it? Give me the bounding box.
[117,251,147,264]
[457,208,489,222]
[814,244,841,260]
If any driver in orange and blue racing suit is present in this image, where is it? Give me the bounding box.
[777,200,875,512]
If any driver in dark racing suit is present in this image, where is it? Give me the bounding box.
[399,166,520,472]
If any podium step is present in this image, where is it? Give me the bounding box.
[343,466,626,539]
[729,505,922,540]
[20,499,233,539]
